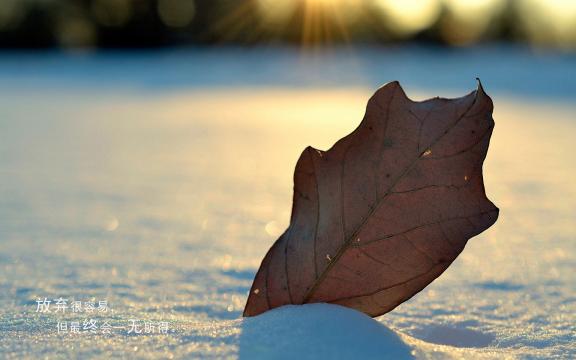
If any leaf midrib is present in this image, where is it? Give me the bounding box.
[302,90,480,303]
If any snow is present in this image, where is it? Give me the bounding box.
[0,48,574,359]
[237,304,413,359]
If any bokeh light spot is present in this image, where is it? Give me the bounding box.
[158,0,196,28]
[374,0,441,36]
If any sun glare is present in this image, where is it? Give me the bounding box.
[251,0,574,47]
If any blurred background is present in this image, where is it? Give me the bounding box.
[1,1,575,359]
[0,0,575,49]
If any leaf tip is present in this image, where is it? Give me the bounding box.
[475,78,495,117]
[475,77,485,93]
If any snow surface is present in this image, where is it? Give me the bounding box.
[0,48,575,359]
[237,304,413,359]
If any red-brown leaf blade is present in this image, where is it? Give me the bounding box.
[244,81,499,317]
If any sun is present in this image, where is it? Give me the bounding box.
[254,0,365,46]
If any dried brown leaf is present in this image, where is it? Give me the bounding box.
[244,80,499,317]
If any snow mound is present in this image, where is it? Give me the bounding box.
[238,304,414,360]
